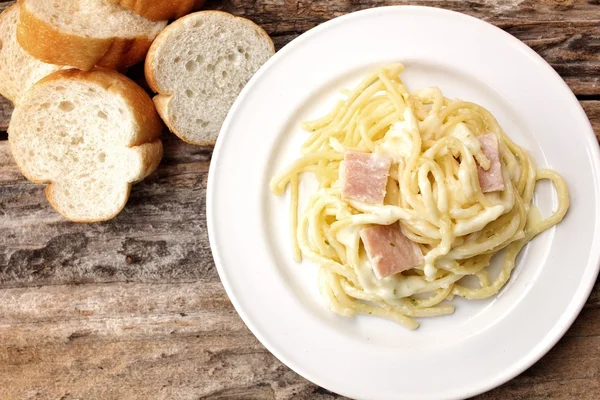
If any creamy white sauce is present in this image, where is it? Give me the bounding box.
[419,113,442,140]
[337,224,429,299]
[335,224,359,249]
[423,264,437,279]
[449,123,480,157]
[356,250,428,299]
[454,204,505,236]
[376,108,418,162]
[332,108,509,287]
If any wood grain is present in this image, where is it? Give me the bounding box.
[1,103,599,398]
[0,0,597,129]
[1,0,599,398]
[2,102,598,288]
[583,101,600,140]
[0,0,597,128]
[215,0,600,95]
[0,281,598,400]
[0,133,216,287]
[0,282,338,400]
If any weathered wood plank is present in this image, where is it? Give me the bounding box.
[213,0,600,95]
[5,0,596,22]
[0,282,597,400]
[0,1,13,11]
[0,282,338,400]
[0,133,216,287]
[213,0,600,23]
[1,101,598,288]
[1,100,598,397]
[0,0,596,133]
[582,100,600,140]
[0,96,10,134]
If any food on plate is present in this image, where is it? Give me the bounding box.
[0,5,63,103]
[145,11,275,146]
[271,64,569,329]
[17,0,167,70]
[8,68,163,222]
[108,0,206,21]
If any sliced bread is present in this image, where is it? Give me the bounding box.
[17,0,167,71]
[0,5,63,103]
[108,0,206,21]
[8,68,163,222]
[145,11,275,145]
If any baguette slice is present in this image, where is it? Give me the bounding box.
[108,0,206,21]
[0,5,63,103]
[8,68,163,222]
[145,11,274,146]
[17,0,167,71]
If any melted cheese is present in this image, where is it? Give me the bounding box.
[376,107,418,162]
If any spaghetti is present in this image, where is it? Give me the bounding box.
[270,64,569,329]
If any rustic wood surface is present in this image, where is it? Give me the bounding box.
[1,0,599,399]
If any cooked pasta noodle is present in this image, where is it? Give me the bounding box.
[270,64,569,329]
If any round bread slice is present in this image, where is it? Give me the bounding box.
[17,0,167,71]
[0,5,63,103]
[108,0,206,21]
[8,68,163,222]
[145,11,275,146]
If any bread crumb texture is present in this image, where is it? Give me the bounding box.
[147,11,274,145]
[8,69,163,222]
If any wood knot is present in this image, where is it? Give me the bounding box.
[125,255,139,264]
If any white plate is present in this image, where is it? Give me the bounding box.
[207,6,600,400]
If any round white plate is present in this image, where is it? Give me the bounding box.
[207,6,600,400]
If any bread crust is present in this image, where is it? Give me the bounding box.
[109,0,206,21]
[0,5,61,103]
[145,10,275,146]
[8,68,164,222]
[17,0,164,71]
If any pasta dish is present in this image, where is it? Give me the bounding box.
[270,64,569,329]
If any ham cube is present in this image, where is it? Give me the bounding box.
[341,151,391,204]
[477,133,505,193]
[360,222,424,279]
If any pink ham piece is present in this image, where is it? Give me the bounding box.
[341,151,391,204]
[477,133,505,193]
[360,222,424,279]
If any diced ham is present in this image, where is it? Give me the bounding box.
[360,222,424,279]
[341,151,391,204]
[477,133,505,193]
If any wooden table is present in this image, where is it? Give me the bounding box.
[1,0,598,399]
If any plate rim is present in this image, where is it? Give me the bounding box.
[207,5,600,399]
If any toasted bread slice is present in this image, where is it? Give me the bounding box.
[17,0,167,71]
[145,11,274,146]
[0,5,63,103]
[8,68,163,222]
[109,0,206,21]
